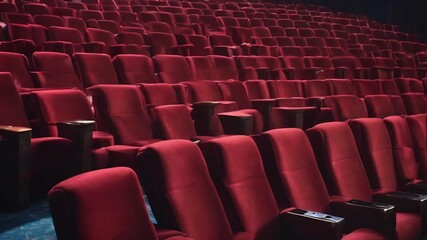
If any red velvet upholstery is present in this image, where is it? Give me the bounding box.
[49,167,190,240]
[280,56,318,80]
[349,118,399,191]
[243,79,318,129]
[151,105,198,140]
[73,53,119,88]
[139,140,244,240]
[395,78,424,94]
[153,55,194,83]
[307,122,422,240]
[112,54,158,84]
[34,15,65,28]
[303,56,336,79]
[199,136,280,239]
[326,79,357,96]
[214,81,264,133]
[384,116,421,181]
[86,28,143,56]
[364,95,396,118]
[257,128,384,239]
[257,128,331,212]
[243,80,271,100]
[183,80,263,134]
[32,52,85,91]
[235,56,264,80]
[375,79,400,96]
[147,32,193,56]
[306,122,379,201]
[327,95,368,121]
[258,56,287,80]
[8,23,47,50]
[88,84,160,146]
[302,80,332,98]
[400,93,427,115]
[0,73,76,197]
[267,80,304,98]
[405,114,427,180]
[47,26,86,52]
[352,79,381,97]
[210,55,239,80]
[139,83,184,106]
[0,52,33,88]
[30,89,114,148]
[184,81,226,103]
[186,56,217,81]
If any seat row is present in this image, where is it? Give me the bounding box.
[49,114,427,239]
[1,0,425,62]
[1,12,425,60]
[2,51,426,136]
[1,65,426,210]
[4,52,427,96]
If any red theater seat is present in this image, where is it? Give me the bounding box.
[350,118,427,193]
[184,81,261,135]
[49,167,191,240]
[0,73,83,209]
[0,52,34,89]
[88,85,161,146]
[257,128,386,239]
[139,140,251,240]
[32,52,85,91]
[112,54,158,84]
[405,114,427,180]
[307,122,423,240]
[327,95,368,121]
[73,52,119,88]
[30,89,114,150]
[153,55,194,83]
[364,95,396,118]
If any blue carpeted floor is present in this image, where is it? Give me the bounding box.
[0,196,157,240]
[0,200,56,240]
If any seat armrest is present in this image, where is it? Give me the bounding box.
[248,44,269,56]
[330,199,396,239]
[57,120,95,173]
[191,101,220,136]
[212,45,237,56]
[353,67,372,79]
[281,208,344,240]
[239,67,258,80]
[171,44,194,56]
[371,66,395,79]
[373,191,427,213]
[283,68,296,80]
[217,111,253,135]
[306,97,326,109]
[406,181,427,194]
[268,68,282,80]
[43,41,74,56]
[250,99,276,111]
[250,99,276,130]
[82,41,106,53]
[255,67,270,80]
[334,67,351,79]
[272,106,317,129]
[0,126,32,210]
[191,101,220,117]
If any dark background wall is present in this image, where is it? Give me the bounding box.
[285,0,427,42]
